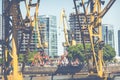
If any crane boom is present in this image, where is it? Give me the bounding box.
[73,0,116,79]
[99,0,116,18]
[60,9,76,47]
[60,9,70,47]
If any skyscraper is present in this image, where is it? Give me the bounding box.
[38,15,58,57]
[102,24,115,48]
[0,14,2,40]
[69,13,90,44]
[17,15,58,57]
[69,13,116,48]
[69,12,117,58]
[118,30,120,56]
[0,14,2,57]
[17,25,41,53]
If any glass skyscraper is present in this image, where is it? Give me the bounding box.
[38,15,58,57]
[0,14,2,57]
[102,24,115,48]
[118,30,120,56]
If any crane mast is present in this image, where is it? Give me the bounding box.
[2,0,41,80]
[1,0,116,80]
[60,9,76,47]
[60,9,70,47]
[73,0,116,79]
[2,0,23,80]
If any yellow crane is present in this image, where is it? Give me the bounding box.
[25,0,48,49]
[60,9,76,47]
[2,0,41,80]
[2,0,115,80]
[73,0,116,79]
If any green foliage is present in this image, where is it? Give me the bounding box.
[18,51,37,63]
[68,44,90,62]
[0,58,3,65]
[28,51,37,62]
[18,54,24,63]
[103,44,116,61]
[67,44,116,62]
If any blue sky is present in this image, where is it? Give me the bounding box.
[0,0,119,27]
[0,0,120,55]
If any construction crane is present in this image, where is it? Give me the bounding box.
[1,0,115,80]
[2,0,41,80]
[58,9,77,66]
[24,0,48,49]
[60,9,76,47]
[21,0,48,74]
[73,0,116,79]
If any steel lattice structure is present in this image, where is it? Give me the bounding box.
[2,0,40,80]
[73,0,116,79]
[2,0,116,80]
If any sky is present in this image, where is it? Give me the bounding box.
[0,0,119,27]
[0,0,120,56]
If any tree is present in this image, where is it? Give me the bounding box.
[103,44,116,61]
[18,51,37,64]
[67,44,90,62]
[27,51,37,63]
[67,44,116,62]
[19,54,24,63]
[0,58,3,65]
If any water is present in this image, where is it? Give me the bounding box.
[24,74,109,80]
[24,75,82,80]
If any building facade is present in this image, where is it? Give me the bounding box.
[17,26,41,53]
[17,15,57,57]
[118,30,120,56]
[69,13,90,44]
[69,13,117,58]
[0,14,2,57]
[38,15,58,57]
[102,24,115,48]
[69,13,115,48]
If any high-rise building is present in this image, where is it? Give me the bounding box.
[17,25,42,53]
[69,13,117,58]
[118,30,120,56]
[69,13,90,44]
[102,24,115,48]
[0,14,2,57]
[38,15,58,57]
[0,14,2,40]
[17,15,58,57]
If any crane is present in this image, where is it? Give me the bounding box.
[24,0,48,67]
[73,0,116,79]
[2,0,41,80]
[60,9,76,47]
[59,9,76,66]
[2,0,115,80]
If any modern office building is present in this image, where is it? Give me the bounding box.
[17,25,42,53]
[17,15,58,57]
[0,14,2,40]
[118,30,120,56]
[0,14,2,57]
[38,15,58,57]
[69,13,90,44]
[102,24,115,48]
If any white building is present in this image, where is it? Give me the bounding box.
[102,24,115,48]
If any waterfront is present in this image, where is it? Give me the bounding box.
[24,75,120,80]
